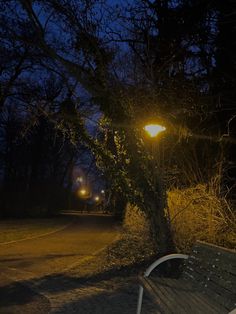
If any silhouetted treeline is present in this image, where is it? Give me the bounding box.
[0,86,82,217]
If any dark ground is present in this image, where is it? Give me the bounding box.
[0,213,120,313]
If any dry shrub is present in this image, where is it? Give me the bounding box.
[104,203,155,267]
[168,184,236,252]
[124,203,150,236]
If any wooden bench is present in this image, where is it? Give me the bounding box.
[137,241,236,314]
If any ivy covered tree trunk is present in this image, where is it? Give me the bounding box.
[142,172,175,254]
[113,192,127,221]
[146,196,175,254]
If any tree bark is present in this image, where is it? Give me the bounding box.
[144,186,175,254]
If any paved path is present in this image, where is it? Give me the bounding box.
[0,214,118,277]
[0,214,118,313]
[0,213,156,313]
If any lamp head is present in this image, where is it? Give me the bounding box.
[144,124,166,138]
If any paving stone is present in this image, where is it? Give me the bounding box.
[44,276,157,314]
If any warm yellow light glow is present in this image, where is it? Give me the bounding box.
[144,124,166,137]
[78,188,90,199]
[94,196,100,202]
[79,189,87,196]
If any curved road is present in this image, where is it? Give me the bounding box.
[0,213,119,313]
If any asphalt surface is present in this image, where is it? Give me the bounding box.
[0,213,119,314]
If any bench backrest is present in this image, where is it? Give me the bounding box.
[182,241,236,311]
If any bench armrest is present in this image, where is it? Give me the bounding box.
[144,254,188,277]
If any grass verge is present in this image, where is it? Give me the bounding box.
[0,216,73,244]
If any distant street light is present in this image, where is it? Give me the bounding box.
[78,188,90,199]
[76,176,83,183]
[79,188,87,195]
[94,195,100,202]
[101,189,105,194]
[144,124,166,138]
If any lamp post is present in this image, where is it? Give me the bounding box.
[143,123,167,212]
[78,187,91,212]
[143,121,176,255]
[136,123,168,314]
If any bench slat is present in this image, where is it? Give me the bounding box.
[140,276,227,314]
[187,254,236,276]
[184,263,236,293]
[141,277,178,313]
[151,279,193,314]
[157,277,222,314]
[194,241,236,262]
[142,277,194,314]
[191,242,236,272]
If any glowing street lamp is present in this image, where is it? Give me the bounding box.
[78,188,91,200]
[143,123,166,169]
[79,188,87,196]
[94,195,100,202]
[144,124,166,138]
[101,189,105,194]
[143,123,166,166]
